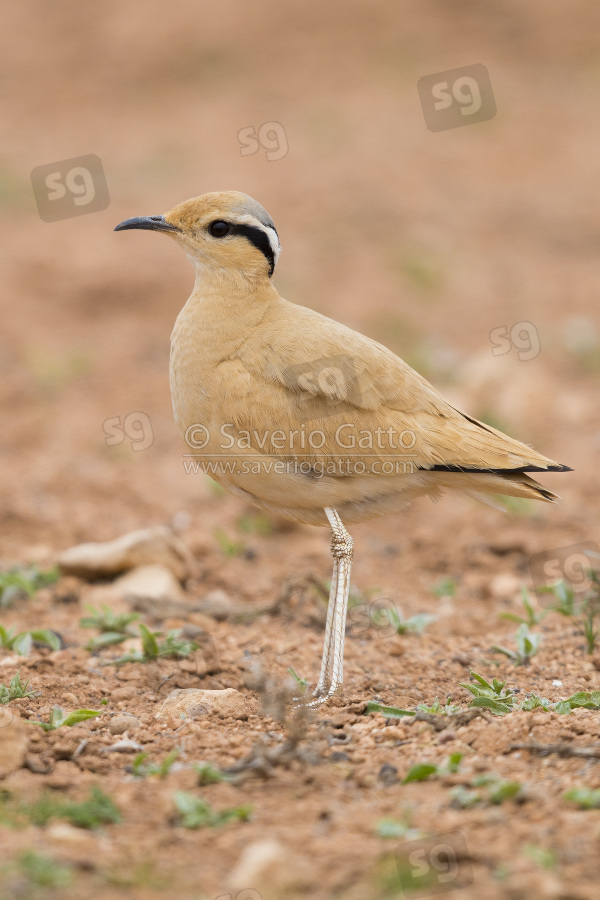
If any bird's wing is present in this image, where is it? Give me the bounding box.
[215,300,566,475]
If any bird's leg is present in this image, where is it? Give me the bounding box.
[312,556,339,697]
[312,508,353,700]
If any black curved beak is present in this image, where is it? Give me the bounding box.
[114,215,181,234]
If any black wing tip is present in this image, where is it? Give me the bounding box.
[424,463,573,475]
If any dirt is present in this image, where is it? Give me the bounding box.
[1,1,600,898]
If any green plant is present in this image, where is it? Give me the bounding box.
[459,671,517,715]
[237,512,273,536]
[491,623,542,665]
[18,850,71,888]
[450,774,523,808]
[416,697,461,715]
[80,603,139,633]
[539,580,579,616]
[81,604,141,651]
[386,607,436,635]
[402,754,462,784]
[0,564,59,608]
[31,706,101,731]
[195,762,230,785]
[365,701,416,719]
[499,588,546,627]
[61,786,121,828]
[376,813,424,840]
[214,527,246,558]
[173,792,251,829]
[522,845,557,870]
[0,670,36,704]
[23,786,121,829]
[432,578,457,598]
[132,750,179,778]
[0,625,61,656]
[287,666,307,693]
[565,787,600,809]
[109,624,198,664]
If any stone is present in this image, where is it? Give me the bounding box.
[155,688,255,722]
[228,839,312,899]
[111,565,185,603]
[0,710,28,777]
[108,714,140,735]
[57,525,194,581]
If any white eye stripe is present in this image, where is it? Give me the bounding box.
[231,214,281,265]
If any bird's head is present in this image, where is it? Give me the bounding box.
[115,191,280,280]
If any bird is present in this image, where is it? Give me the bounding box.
[115,191,571,704]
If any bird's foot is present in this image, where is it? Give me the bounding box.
[293,682,342,709]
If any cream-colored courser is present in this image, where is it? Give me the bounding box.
[116,191,570,703]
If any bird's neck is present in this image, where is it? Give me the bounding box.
[171,264,278,361]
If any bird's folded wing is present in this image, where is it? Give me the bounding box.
[215,301,565,474]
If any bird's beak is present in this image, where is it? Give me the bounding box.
[114,215,181,234]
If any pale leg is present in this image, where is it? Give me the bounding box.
[312,508,353,700]
[313,556,339,696]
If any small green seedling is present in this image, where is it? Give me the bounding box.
[0,671,36,704]
[450,774,523,808]
[499,587,546,627]
[402,753,463,784]
[195,762,230,785]
[432,578,457,598]
[0,625,61,656]
[0,565,59,608]
[214,528,246,558]
[173,791,252,829]
[386,607,436,635]
[31,706,101,731]
[522,845,557,870]
[565,787,600,809]
[237,512,273,536]
[376,812,425,840]
[24,786,121,829]
[365,701,416,719]
[459,671,516,716]
[491,623,542,666]
[539,580,579,617]
[58,786,122,829]
[287,666,308,693]
[131,749,179,779]
[579,586,600,654]
[416,697,461,716]
[110,624,198,664]
[18,850,71,888]
[80,604,139,634]
[85,632,129,651]
[3,786,121,830]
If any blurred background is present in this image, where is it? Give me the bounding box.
[2,5,600,898]
[1,0,599,560]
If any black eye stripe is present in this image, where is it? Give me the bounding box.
[229,223,275,277]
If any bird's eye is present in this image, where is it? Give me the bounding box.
[209,220,231,238]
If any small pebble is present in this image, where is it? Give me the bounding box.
[62,693,79,705]
[109,714,140,735]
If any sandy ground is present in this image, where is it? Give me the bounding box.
[1,2,600,898]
